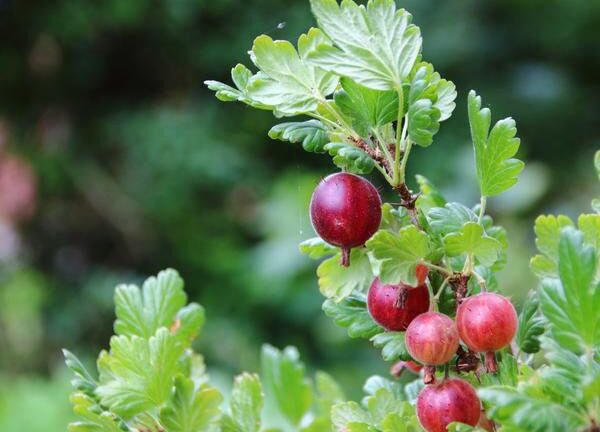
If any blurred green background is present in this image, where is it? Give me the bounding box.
[0,0,598,428]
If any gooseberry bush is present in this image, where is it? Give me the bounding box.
[65,0,600,431]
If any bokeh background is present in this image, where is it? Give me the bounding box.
[0,0,598,428]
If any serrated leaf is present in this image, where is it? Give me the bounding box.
[317,248,373,301]
[530,215,574,278]
[539,228,599,353]
[299,237,338,260]
[247,32,338,117]
[408,62,456,122]
[324,142,375,174]
[416,174,446,212]
[268,120,329,153]
[114,268,187,339]
[428,202,478,237]
[159,376,222,432]
[64,350,98,397]
[515,293,545,354]
[308,0,422,90]
[363,376,404,401]
[381,410,421,432]
[380,203,411,232]
[221,373,263,432]
[96,328,185,418]
[172,303,205,345]
[366,226,431,285]
[444,222,502,267]
[204,64,273,110]
[261,345,313,426]
[68,393,124,432]
[480,354,519,387]
[331,402,371,430]
[334,77,399,136]
[447,423,479,432]
[315,371,345,417]
[322,295,382,339]
[407,98,441,147]
[371,332,411,361]
[468,91,524,197]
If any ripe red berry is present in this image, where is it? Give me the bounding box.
[406,312,459,366]
[456,292,518,372]
[367,278,429,331]
[417,378,481,432]
[310,172,381,266]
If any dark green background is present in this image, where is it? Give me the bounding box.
[0,0,598,428]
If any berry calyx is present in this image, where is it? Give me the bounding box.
[406,312,459,383]
[390,360,423,378]
[367,278,430,331]
[416,378,481,432]
[310,172,381,266]
[456,292,518,373]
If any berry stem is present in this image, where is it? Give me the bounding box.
[340,247,351,267]
[424,365,436,384]
[485,351,498,373]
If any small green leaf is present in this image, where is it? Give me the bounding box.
[324,142,375,174]
[428,202,478,237]
[408,62,456,122]
[331,402,370,430]
[447,423,479,432]
[468,91,524,197]
[334,77,399,136]
[595,150,600,180]
[444,222,502,267]
[68,393,124,432]
[261,345,313,426]
[268,120,329,153]
[515,293,545,354]
[408,98,441,147]
[159,376,222,432]
[315,371,345,420]
[416,174,446,212]
[308,0,422,90]
[205,64,273,110]
[530,215,575,278]
[317,248,373,301]
[221,373,263,432]
[63,349,98,397]
[322,295,382,339]
[114,268,187,339]
[366,226,431,285]
[371,332,411,361]
[480,354,518,387]
[363,376,404,401]
[299,237,338,260]
[380,203,411,232]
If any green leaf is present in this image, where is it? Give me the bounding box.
[428,202,478,237]
[317,248,373,301]
[315,371,345,416]
[478,386,585,432]
[578,214,600,279]
[480,354,518,387]
[172,303,205,345]
[63,349,98,397]
[221,373,263,432]
[324,142,375,174]
[204,64,273,110]
[595,150,600,180]
[366,226,431,285]
[299,237,338,260]
[260,345,313,426]
[380,203,411,232]
[444,222,502,267]
[539,228,599,353]
[114,268,187,339]
[468,91,524,197]
[96,328,185,418]
[363,376,404,401]
[322,295,382,339]
[268,120,329,153]
[530,215,574,278]
[308,0,422,90]
[381,410,421,432]
[407,98,441,147]
[159,376,222,432]
[515,293,545,354]
[331,402,371,430]
[416,174,446,212]
[371,332,411,361]
[247,31,338,117]
[408,62,457,122]
[334,77,399,136]
[68,393,124,432]
[447,423,481,432]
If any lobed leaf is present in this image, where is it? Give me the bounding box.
[221,373,263,432]
[317,247,373,301]
[443,222,502,267]
[68,393,124,432]
[515,293,545,354]
[324,142,375,174]
[299,237,338,260]
[370,332,411,362]
[268,120,329,153]
[322,295,382,339]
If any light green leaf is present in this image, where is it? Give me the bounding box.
[96,328,185,418]
[380,203,411,233]
[63,349,98,397]
[416,174,446,212]
[221,373,263,432]
[371,332,411,361]
[247,32,338,117]
[204,64,273,110]
[114,268,187,339]
[444,222,502,267]
[468,91,524,197]
[447,423,479,432]
[268,120,329,153]
[322,295,382,339]
[172,303,205,345]
[317,248,373,301]
[261,345,313,426]
[428,202,478,237]
[515,293,545,354]
[335,77,399,136]
[363,376,404,401]
[315,371,345,417]
[331,402,371,430]
[366,226,431,285]
[160,376,222,432]
[299,237,338,260]
[308,0,422,90]
[324,142,376,174]
[407,98,441,147]
[408,62,456,122]
[68,393,123,432]
[480,354,519,387]
[381,410,421,432]
[530,215,574,278]
[595,150,600,180]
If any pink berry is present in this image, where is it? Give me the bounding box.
[310,173,381,266]
[406,312,459,366]
[417,378,481,432]
[367,278,429,331]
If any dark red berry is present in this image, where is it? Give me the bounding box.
[406,312,459,366]
[310,173,381,266]
[456,292,517,372]
[417,378,481,432]
[367,278,429,331]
